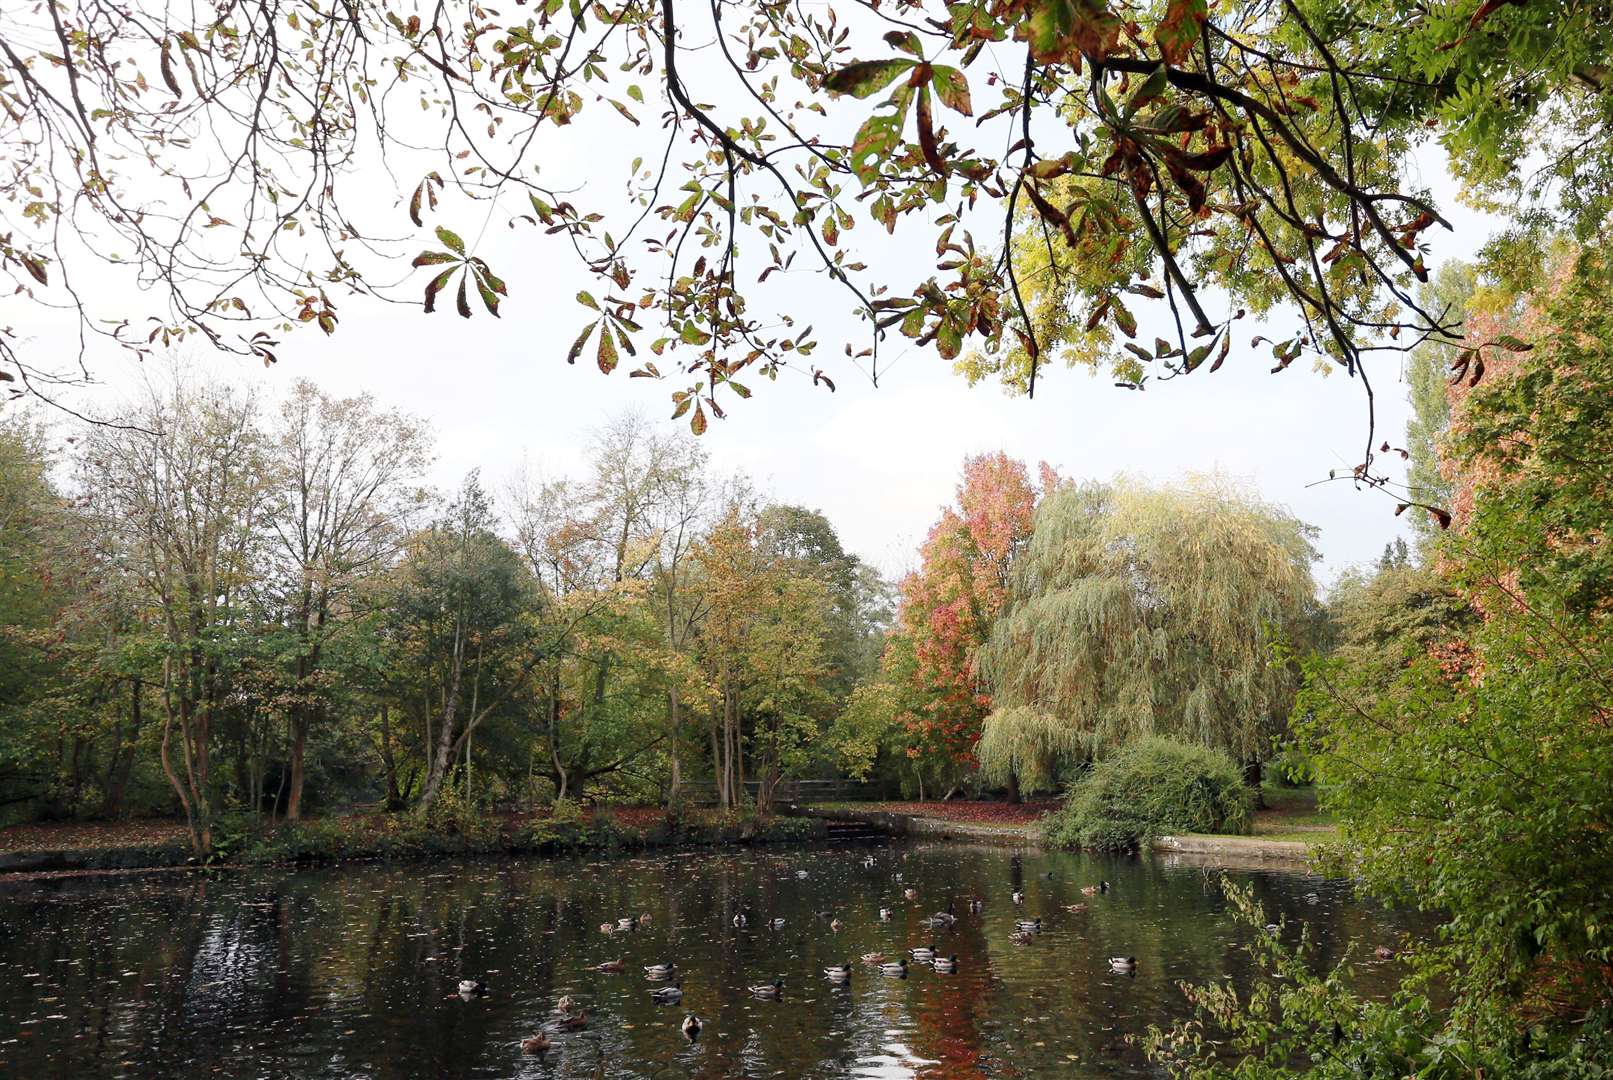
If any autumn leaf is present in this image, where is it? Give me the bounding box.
[1155,0,1208,66]
[824,59,915,99]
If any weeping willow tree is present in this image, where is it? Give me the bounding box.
[977,477,1319,793]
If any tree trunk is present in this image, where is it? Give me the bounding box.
[379,703,402,811]
[1005,770,1022,805]
[285,711,308,819]
[1243,758,1266,809]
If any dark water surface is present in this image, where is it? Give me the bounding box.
[0,843,1412,1078]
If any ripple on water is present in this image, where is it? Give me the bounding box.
[0,843,1422,1078]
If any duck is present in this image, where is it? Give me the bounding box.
[1014,917,1042,933]
[638,912,653,926]
[556,1009,589,1031]
[766,917,786,930]
[910,944,937,961]
[823,962,852,980]
[1081,881,1110,897]
[967,898,984,914]
[928,900,957,927]
[521,1033,552,1054]
[795,869,809,878]
[1373,945,1396,960]
[1264,923,1281,936]
[903,887,918,901]
[1011,890,1025,905]
[933,955,958,973]
[1010,929,1036,944]
[596,958,625,973]
[1064,902,1089,914]
[617,916,639,931]
[862,855,877,868]
[830,917,845,932]
[644,962,677,979]
[649,980,684,1003]
[681,1013,702,1040]
[1108,955,1137,973]
[878,907,893,922]
[600,922,616,934]
[748,977,785,998]
[732,912,748,928]
[556,995,579,1014]
[860,951,886,964]
[458,978,486,996]
[878,958,908,977]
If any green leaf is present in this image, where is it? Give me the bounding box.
[577,290,600,310]
[423,268,455,313]
[566,322,596,365]
[930,66,973,116]
[824,59,915,99]
[597,323,619,373]
[435,226,466,255]
[412,250,459,267]
[680,322,712,346]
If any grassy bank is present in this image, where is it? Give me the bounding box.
[0,806,827,875]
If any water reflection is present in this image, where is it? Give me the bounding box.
[0,843,1414,1078]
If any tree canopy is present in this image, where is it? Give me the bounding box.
[6,0,1607,490]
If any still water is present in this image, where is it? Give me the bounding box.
[0,843,1411,1078]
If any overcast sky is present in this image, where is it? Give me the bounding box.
[11,78,1496,591]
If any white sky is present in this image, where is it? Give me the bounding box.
[3,25,1499,590]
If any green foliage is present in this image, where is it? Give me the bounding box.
[981,474,1319,785]
[1045,737,1251,852]
[1144,880,1613,1079]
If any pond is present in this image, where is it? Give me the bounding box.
[0,842,1413,1078]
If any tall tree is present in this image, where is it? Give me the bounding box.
[979,475,1319,794]
[888,452,1050,799]
[262,380,430,818]
[78,375,269,855]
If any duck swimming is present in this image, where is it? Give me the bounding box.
[748,977,785,998]
[681,1014,702,1040]
[458,978,486,996]
[556,995,578,1014]
[644,963,677,979]
[1064,903,1088,914]
[878,907,893,922]
[1081,881,1110,896]
[732,912,748,928]
[910,944,937,961]
[903,887,918,901]
[878,958,908,977]
[1014,917,1042,933]
[556,1010,589,1031]
[766,917,786,930]
[1011,890,1025,905]
[596,958,625,973]
[860,952,886,964]
[823,962,852,980]
[649,981,684,1003]
[1108,955,1137,973]
[830,917,845,932]
[967,898,984,914]
[521,1033,552,1054]
[933,955,959,973]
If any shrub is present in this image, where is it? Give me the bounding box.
[1045,737,1252,852]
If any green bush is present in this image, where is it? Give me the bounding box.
[1045,737,1252,852]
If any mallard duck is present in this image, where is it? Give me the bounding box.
[600,922,615,934]
[830,917,845,932]
[1373,945,1396,960]
[681,1013,702,1040]
[1010,929,1036,944]
[732,912,748,928]
[1011,890,1025,905]
[644,963,677,979]
[878,958,908,977]
[795,869,809,878]
[458,978,486,996]
[910,944,936,961]
[1108,955,1137,973]
[1064,903,1088,914]
[933,955,958,973]
[823,962,852,980]
[860,951,886,964]
[556,995,578,1014]
[862,855,876,868]
[1080,881,1110,897]
[596,958,625,973]
[878,907,893,922]
[1264,923,1281,936]
[1014,917,1042,933]
[649,981,683,1003]
[903,887,918,901]
[748,977,784,998]
[967,898,984,914]
[638,912,653,926]
[617,916,639,931]
[521,1033,552,1054]
[557,1010,589,1031]
[765,917,786,930]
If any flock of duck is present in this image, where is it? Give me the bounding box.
[454,852,1138,1059]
